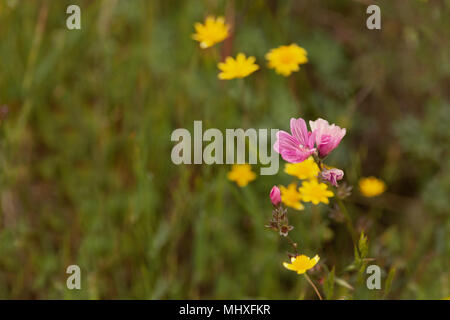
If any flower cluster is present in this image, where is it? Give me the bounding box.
[267,186,321,277]
[267,119,386,300]
[275,117,346,163]
[192,16,308,79]
[266,116,349,295]
[273,117,346,211]
[192,14,388,298]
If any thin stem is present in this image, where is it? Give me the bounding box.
[311,156,357,248]
[317,159,323,171]
[285,235,298,255]
[304,273,323,300]
[313,154,324,171]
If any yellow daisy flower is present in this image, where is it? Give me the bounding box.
[280,183,304,210]
[284,157,320,180]
[265,43,308,76]
[227,164,256,187]
[283,254,320,274]
[359,176,386,197]
[192,16,230,49]
[298,180,334,205]
[218,53,259,80]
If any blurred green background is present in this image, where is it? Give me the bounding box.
[0,0,449,299]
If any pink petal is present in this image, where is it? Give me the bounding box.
[290,118,310,148]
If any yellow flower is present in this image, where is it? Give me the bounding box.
[227,164,256,187]
[359,177,386,197]
[299,180,334,205]
[283,254,320,274]
[265,44,308,76]
[218,53,259,80]
[192,16,230,49]
[284,157,320,180]
[280,183,304,210]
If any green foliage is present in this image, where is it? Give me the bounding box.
[358,232,369,260]
[384,267,396,299]
[323,266,335,300]
[354,232,369,285]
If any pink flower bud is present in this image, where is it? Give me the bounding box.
[321,168,344,187]
[270,186,281,206]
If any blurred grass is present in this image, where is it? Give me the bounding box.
[0,0,449,299]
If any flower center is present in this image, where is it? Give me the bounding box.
[280,52,293,64]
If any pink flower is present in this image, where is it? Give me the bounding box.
[270,186,281,206]
[309,118,346,158]
[274,118,316,163]
[321,168,344,187]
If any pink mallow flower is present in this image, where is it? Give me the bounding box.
[321,168,344,187]
[309,118,346,158]
[274,118,316,163]
[270,186,281,206]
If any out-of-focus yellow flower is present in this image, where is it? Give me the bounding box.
[192,16,230,49]
[227,164,256,187]
[265,44,308,76]
[359,177,386,197]
[280,183,304,210]
[299,180,333,205]
[283,254,320,274]
[284,157,320,180]
[218,53,259,80]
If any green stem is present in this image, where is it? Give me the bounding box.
[313,154,324,171]
[311,156,357,247]
[304,273,323,300]
[285,235,298,255]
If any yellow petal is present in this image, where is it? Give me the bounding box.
[283,262,297,271]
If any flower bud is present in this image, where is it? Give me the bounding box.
[270,186,281,206]
[321,168,344,187]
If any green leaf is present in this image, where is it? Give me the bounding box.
[335,277,354,291]
[383,267,396,298]
[358,231,369,259]
[354,244,361,265]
